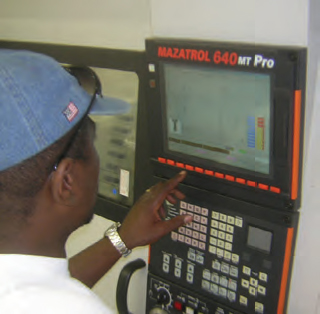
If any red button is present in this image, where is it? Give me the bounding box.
[174,301,183,311]
[176,162,185,168]
[225,175,235,182]
[215,172,224,179]
[167,159,175,166]
[258,183,269,191]
[195,167,204,173]
[205,170,214,176]
[149,79,156,88]
[270,186,281,193]
[247,180,257,187]
[185,165,194,171]
[158,157,166,164]
[236,178,246,184]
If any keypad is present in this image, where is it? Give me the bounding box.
[201,267,237,303]
[209,210,241,267]
[240,264,268,313]
[172,201,209,251]
[167,201,268,313]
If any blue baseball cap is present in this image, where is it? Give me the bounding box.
[0,49,130,171]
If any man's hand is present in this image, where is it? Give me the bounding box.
[68,171,191,288]
[118,171,193,250]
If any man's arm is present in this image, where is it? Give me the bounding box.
[68,171,192,288]
[68,237,121,288]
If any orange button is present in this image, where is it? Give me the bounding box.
[195,167,204,173]
[247,180,257,187]
[215,172,224,179]
[270,186,281,194]
[158,157,166,163]
[167,159,175,166]
[258,183,269,190]
[225,175,235,182]
[205,170,214,176]
[186,165,194,171]
[176,162,185,168]
[236,178,246,184]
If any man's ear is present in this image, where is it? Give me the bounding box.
[50,158,77,205]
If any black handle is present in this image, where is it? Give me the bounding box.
[116,258,146,314]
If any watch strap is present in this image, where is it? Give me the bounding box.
[104,222,132,257]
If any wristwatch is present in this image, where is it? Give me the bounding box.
[104,222,132,257]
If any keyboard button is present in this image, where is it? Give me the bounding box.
[230,266,238,278]
[231,254,239,264]
[240,295,248,306]
[243,266,251,276]
[209,245,217,255]
[228,290,236,302]
[220,214,227,222]
[227,216,235,225]
[241,279,250,289]
[212,260,221,271]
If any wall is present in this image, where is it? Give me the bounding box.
[288,0,320,311]
[150,0,308,46]
[0,1,152,312]
[0,0,150,50]
[1,0,319,313]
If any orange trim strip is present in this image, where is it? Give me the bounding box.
[277,228,294,314]
[156,158,280,193]
[148,245,151,265]
[291,90,302,200]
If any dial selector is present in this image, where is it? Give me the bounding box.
[156,287,171,305]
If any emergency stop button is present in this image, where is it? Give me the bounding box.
[173,301,183,311]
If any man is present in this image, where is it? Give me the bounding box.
[0,50,192,313]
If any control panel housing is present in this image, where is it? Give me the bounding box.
[147,181,298,314]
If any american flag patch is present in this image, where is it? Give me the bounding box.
[63,102,79,122]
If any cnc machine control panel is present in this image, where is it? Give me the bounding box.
[146,184,298,314]
[145,38,304,314]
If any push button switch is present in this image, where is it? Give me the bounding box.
[167,159,175,166]
[174,301,183,311]
[186,306,195,314]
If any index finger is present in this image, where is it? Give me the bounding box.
[161,171,187,195]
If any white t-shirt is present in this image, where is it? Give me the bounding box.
[0,254,113,314]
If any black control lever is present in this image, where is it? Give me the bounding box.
[116,258,146,314]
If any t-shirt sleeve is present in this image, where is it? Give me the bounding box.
[0,286,114,314]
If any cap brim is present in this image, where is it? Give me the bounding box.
[89,95,131,116]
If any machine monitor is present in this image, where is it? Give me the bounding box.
[146,38,306,211]
[163,62,271,175]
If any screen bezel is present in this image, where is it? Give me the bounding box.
[146,38,306,210]
[159,61,275,179]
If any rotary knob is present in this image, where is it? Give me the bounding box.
[156,287,171,305]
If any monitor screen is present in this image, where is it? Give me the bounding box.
[162,62,271,174]
[247,226,273,254]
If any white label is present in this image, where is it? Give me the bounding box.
[148,64,155,72]
[119,169,130,197]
